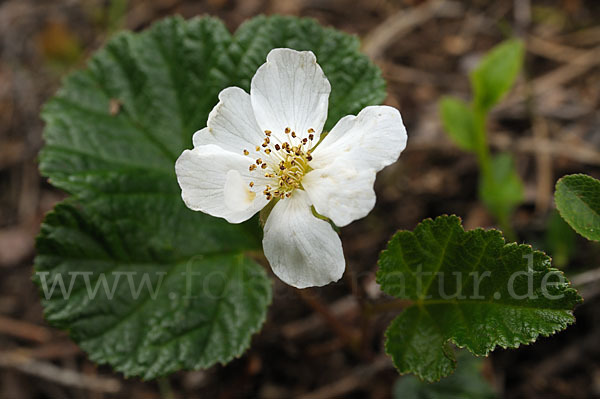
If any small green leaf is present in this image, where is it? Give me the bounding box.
[377,215,581,382]
[555,174,600,241]
[471,39,524,111]
[439,97,477,152]
[37,15,386,378]
[480,153,524,221]
[545,210,576,268]
[393,351,497,399]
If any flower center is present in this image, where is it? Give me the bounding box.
[244,127,315,200]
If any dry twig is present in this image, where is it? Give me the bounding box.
[0,315,52,343]
[298,356,392,399]
[362,0,463,59]
[0,351,121,394]
[497,45,600,112]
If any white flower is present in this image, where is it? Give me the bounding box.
[176,48,407,288]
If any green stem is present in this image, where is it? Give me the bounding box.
[472,105,517,242]
[473,107,491,181]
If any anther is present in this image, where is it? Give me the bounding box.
[249,181,254,187]
[264,130,271,136]
[274,144,280,151]
[255,146,261,152]
[308,133,314,141]
[256,158,262,165]
[261,163,267,169]
[291,131,296,138]
[308,128,315,133]
[285,127,291,134]
[243,149,249,155]
[249,164,257,171]
[265,148,271,154]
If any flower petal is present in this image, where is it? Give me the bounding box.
[262,190,345,288]
[310,105,407,171]
[224,169,258,212]
[250,48,331,143]
[302,161,376,227]
[193,87,263,156]
[175,144,268,223]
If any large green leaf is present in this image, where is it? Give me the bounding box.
[35,200,270,379]
[36,15,386,378]
[376,215,581,382]
[554,174,600,241]
[393,351,497,399]
[471,39,524,111]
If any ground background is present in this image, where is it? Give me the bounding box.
[0,0,599,398]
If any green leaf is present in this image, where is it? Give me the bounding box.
[471,39,524,111]
[555,174,600,241]
[545,210,576,268]
[393,351,497,399]
[37,15,386,378]
[35,200,270,379]
[480,153,524,221]
[376,215,582,382]
[439,97,477,152]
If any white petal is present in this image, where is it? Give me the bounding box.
[303,160,376,227]
[310,105,407,171]
[262,190,345,288]
[175,144,268,223]
[193,87,263,156]
[250,48,331,144]
[224,169,258,212]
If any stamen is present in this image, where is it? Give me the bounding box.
[251,126,314,200]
